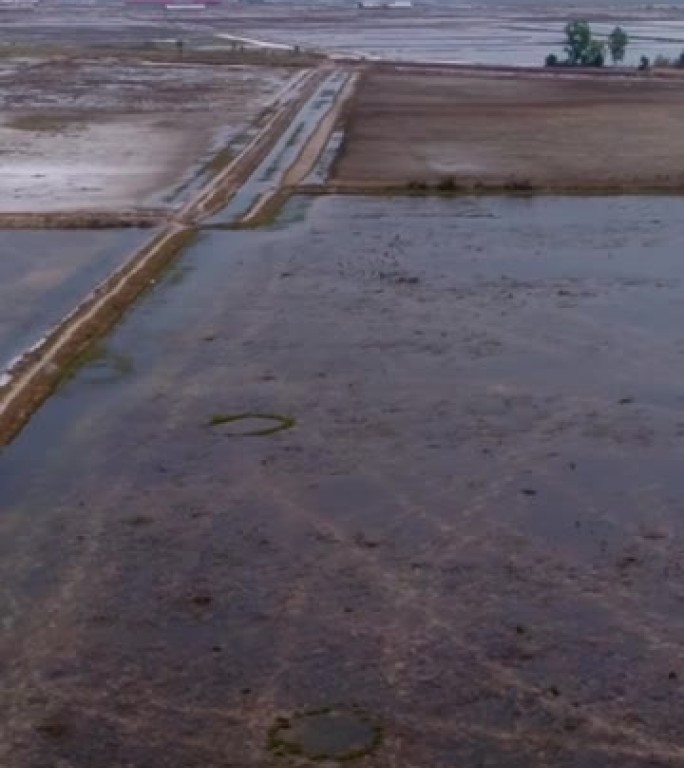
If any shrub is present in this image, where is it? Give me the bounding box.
[436,177,457,192]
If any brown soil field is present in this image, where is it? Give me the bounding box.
[332,69,684,191]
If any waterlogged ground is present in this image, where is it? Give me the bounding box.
[1,196,684,767]
[0,229,146,372]
[0,62,293,212]
[227,13,684,66]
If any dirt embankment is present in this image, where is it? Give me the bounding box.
[0,211,163,229]
[332,69,684,192]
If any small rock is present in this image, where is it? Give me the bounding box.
[617,555,638,569]
[354,532,380,549]
[190,594,213,607]
[35,721,68,739]
[563,716,582,732]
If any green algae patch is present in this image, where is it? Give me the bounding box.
[268,706,382,762]
[207,412,296,437]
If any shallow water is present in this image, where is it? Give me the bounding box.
[0,229,147,372]
[1,196,684,767]
[233,16,684,66]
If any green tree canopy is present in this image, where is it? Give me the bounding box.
[564,20,592,65]
[608,26,629,64]
[583,39,606,66]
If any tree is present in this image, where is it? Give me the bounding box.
[582,39,606,67]
[545,53,559,67]
[564,20,592,65]
[608,26,629,65]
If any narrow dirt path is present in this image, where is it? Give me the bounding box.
[281,73,358,189]
[238,69,358,226]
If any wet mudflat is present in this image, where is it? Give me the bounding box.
[1,195,684,767]
[0,60,294,212]
[0,229,145,372]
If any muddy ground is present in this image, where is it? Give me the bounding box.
[333,70,684,191]
[0,58,296,212]
[1,195,683,767]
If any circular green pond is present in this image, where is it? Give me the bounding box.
[269,707,382,761]
[207,412,295,437]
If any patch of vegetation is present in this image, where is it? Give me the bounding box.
[406,180,428,191]
[35,720,69,739]
[205,146,235,175]
[435,177,458,192]
[545,20,629,67]
[503,178,535,193]
[254,107,276,129]
[653,51,684,68]
[57,343,133,388]
[164,260,195,287]
[285,122,306,148]
[8,113,84,133]
[207,412,296,436]
[267,706,383,762]
[608,26,629,65]
[237,190,294,230]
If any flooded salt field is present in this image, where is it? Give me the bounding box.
[230,15,684,66]
[0,229,145,373]
[1,196,684,767]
